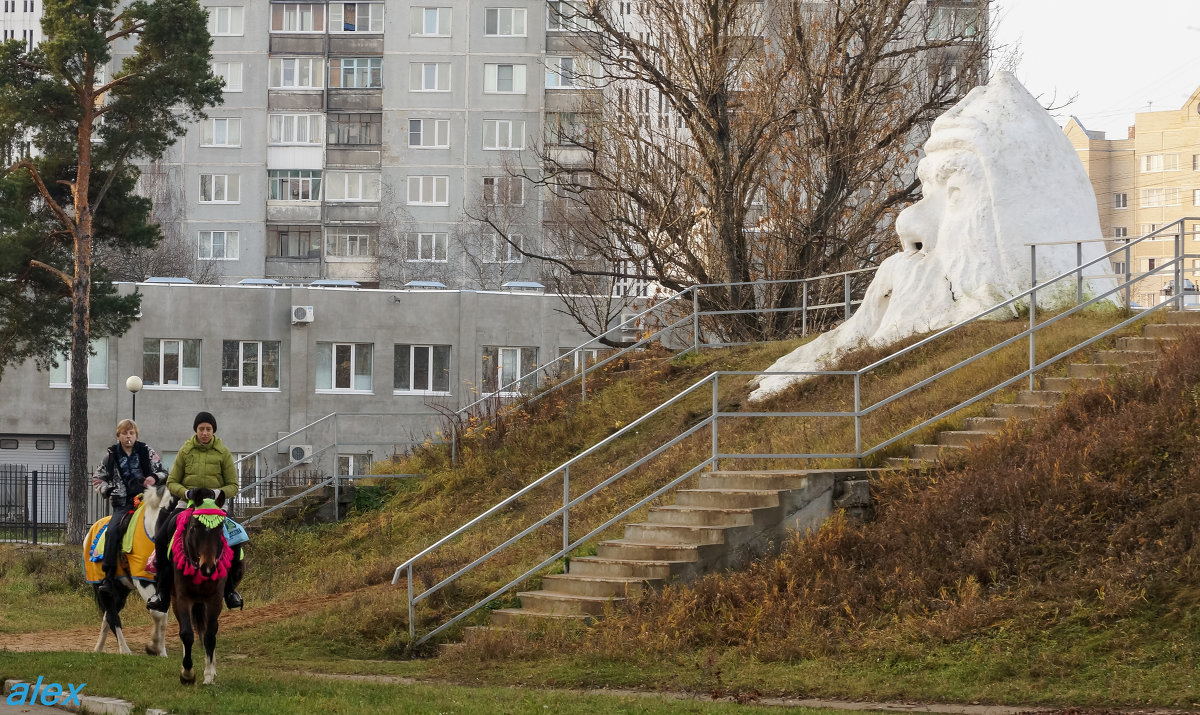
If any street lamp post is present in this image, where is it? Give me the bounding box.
[125,376,143,421]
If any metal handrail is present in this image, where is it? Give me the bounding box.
[394,222,1193,647]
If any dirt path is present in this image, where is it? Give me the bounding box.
[0,583,392,653]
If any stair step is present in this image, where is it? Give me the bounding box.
[884,457,936,470]
[1016,389,1064,406]
[962,416,1012,433]
[1142,323,1200,339]
[282,484,331,498]
[567,557,677,579]
[699,471,810,490]
[541,574,659,598]
[1092,349,1159,365]
[596,540,714,562]
[623,522,735,546]
[1164,310,1200,324]
[910,444,967,461]
[1067,362,1153,379]
[1039,376,1103,392]
[674,489,781,509]
[647,505,759,527]
[989,403,1055,420]
[489,608,591,627]
[1117,336,1172,351]
[936,430,995,448]
[515,590,624,616]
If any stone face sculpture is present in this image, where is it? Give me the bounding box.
[748,72,1115,402]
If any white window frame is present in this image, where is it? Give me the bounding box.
[1141,188,1180,208]
[271,3,325,32]
[268,169,322,201]
[484,63,527,94]
[221,340,281,391]
[547,1,594,32]
[198,230,240,260]
[330,2,384,33]
[48,338,108,388]
[316,342,373,393]
[269,113,323,145]
[482,119,525,150]
[325,171,381,202]
[1113,192,1127,209]
[142,338,202,389]
[483,176,524,206]
[1141,154,1164,173]
[410,6,451,36]
[211,61,243,92]
[1113,227,1128,238]
[329,57,382,89]
[410,62,451,92]
[207,6,244,36]
[200,117,241,147]
[407,176,449,205]
[546,56,588,89]
[407,232,448,262]
[199,174,240,204]
[408,118,449,148]
[1193,189,1200,207]
[270,57,324,89]
[487,233,523,263]
[482,346,538,396]
[485,7,527,36]
[326,227,376,257]
[394,344,452,394]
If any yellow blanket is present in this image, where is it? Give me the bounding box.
[82,503,157,584]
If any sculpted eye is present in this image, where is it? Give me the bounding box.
[947,186,961,203]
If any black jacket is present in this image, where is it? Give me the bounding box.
[93,441,167,503]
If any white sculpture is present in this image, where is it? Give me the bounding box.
[748,72,1115,402]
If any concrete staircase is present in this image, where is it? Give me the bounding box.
[884,310,1199,469]
[240,483,355,530]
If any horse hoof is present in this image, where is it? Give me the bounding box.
[180,670,195,685]
[144,644,157,656]
[203,676,215,685]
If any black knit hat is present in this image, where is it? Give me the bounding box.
[193,411,217,432]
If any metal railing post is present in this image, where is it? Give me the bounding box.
[711,376,719,470]
[801,281,808,337]
[407,564,415,642]
[580,359,587,402]
[333,415,340,519]
[1124,240,1132,314]
[562,466,570,556]
[854,374,862,467]
[843,273,851,321]
[1176,226,1185,311]
[1029,245,1037,391]
[692,288,700,355]
[451,427,457,467]
[1076,241,1083,304]
[30,469,38,545]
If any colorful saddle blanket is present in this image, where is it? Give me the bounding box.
[82,501,157,584]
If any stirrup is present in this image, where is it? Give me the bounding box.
[146,591,169,613]
[97,577,117,595]
[224,590,243,610]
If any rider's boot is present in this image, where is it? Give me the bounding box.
[223,588,243,610]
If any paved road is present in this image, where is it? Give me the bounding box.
[0,699,70,715]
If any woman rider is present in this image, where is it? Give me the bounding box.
[146,411,243,612]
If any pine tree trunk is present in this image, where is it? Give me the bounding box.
[66,268,90,544]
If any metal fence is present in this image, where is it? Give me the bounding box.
[0,464,108,544]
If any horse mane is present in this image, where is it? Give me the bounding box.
[141,484,169,515]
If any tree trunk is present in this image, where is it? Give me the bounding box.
[66,264,90,544]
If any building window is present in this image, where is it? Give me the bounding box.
[411,6,451,36]
[326,227,376,257]
[407,232,447,261]
[271,3,325,32]
[268,169,322,201]
[1194,189,1200,206]
[482,176,524,206]
[546,56,588,88]
[222,340,280,389]
[408,118,449,148]
[394,344,451,393]
[482,119,524,150]
[1147,258,1157,271]
[547,1,593,32]
[270,58,324,89]
[269,114,323,145]
[143,338,201,388]
[1113,227,1127,238]
[201,118,241,147]
[316,342,372,392]
[326,112,382,145]
[329,57,382,89]
[407,176,449,205]
[1165,153,1181,171]
[487,233,523,263]
[1141,188,1180,208]
[545,111,590,145]
[1141,154,1164,173]
[207,6,244,36]
[483,63,526,94]
[337,454,373,477]
[1112,261,1126,276]
[1113,192,1127,209]
[1140,224,1159,236]
[48,338,107,388]
[199,174,240,203]
[325,171,381,202]
[485,8,526,36]
[481,346,537,395]
[198,230,239,260]
[211,61,243,92]
[330,2,384,32]
[268,225,321,258]
[410,62,451,91]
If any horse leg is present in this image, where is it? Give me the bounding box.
[177,602,195,685]
[135,581,168,656]
[94,620,108,653]
[202,598,219,685]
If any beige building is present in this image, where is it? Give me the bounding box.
[1066,85,1200,305]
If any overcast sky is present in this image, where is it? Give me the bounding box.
[992,0,1200,138]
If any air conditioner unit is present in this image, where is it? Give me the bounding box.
[291,305,315,324]
[618,312,639,334]
[288,444,313,464]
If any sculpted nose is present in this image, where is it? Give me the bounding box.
[896,201,929,253]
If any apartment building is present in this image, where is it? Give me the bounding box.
[1065,84,1200,305]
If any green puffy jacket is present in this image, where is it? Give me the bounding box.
[167,434,238,501]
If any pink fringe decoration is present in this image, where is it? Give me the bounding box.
[170,508,234,585]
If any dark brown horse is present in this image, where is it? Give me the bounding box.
[169,487,233,685]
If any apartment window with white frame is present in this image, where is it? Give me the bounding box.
[316,342,373,392]
[482,176,523,206]
[1141,154,1165,173]
[487,233,523,263]
[485,7,526,36]
[330,2,384,32]
[48,337,107,388]
[481,346,537,395]
[482,119,524,150]
[327,113,382,145]
[547,1,594,31]
[143,338,201,388]
[1140,223,1159,235]
[1194,154,1200,171]
[269,225,321,258]
[1112,261,1126,276]
[484,63,526,94]
[198,230,239,260]
[329,57,382,88]
[1193,189,1200,206]
[1114,192,1127,209]
[268,169,322,201]
[270,58,324,89]
[271,3,325,32]
[407,176,448,205]
[207,6,244,35]
[211,62,243,92]
[199,174,240,203]
[325,171,381,201]
[408,118,449,148]
[411,6,451,35]
[410,62,450,91]
[1147,257,1157,271]
[326,227,376,257]
[221,340,280,390]
[1141,188,1180,207]
[337,454,373,477]
[269,114,322,144]
[1165,153,1181,171]
[546,56,588,88]
[1113,227,1128,238]
[394,344,451,393]
[201,118,241,147]
[407,232,447,261]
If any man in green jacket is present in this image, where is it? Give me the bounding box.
[147,411,244,612]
